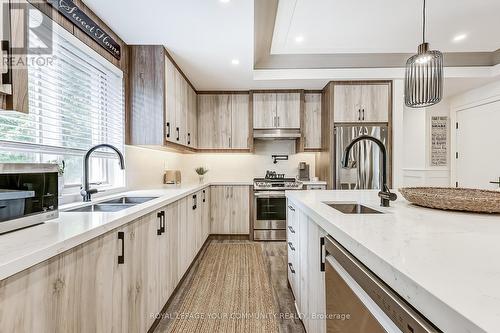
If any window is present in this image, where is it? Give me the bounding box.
[0,7,125,192]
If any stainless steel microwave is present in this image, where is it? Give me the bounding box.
[0,163,59,234]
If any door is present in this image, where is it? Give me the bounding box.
[229,186,250,234]
[253,93,277,129]
[210,186,231,234]
[334,85,363,122]
[276,93,301,128]
[456,100,500,189]
[174,68,186,145]
[187,86,197,147]
[304,93,322,149]
[201,188,211,243]
[165,57,176,142]
[361,84,389,123]
[335,125,389,190]
[231,94,249,148]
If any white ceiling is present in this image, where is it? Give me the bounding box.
[272,0,500,54]
[83,0,499,92]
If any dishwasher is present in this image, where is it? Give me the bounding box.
[324,235,441,333]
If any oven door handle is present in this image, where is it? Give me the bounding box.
[254,192,285,198]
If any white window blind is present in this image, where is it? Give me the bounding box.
[0,7,124,188]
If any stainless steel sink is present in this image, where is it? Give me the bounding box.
[100,196,158,205]
[325,203,383,214]
[66,196,158,213]
[67,204,137,213]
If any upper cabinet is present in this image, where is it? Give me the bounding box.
[253,92,300,129]
[303,93,322,150]
[197,93,250,150]
[130,45,197,149]
[333,83,390,123]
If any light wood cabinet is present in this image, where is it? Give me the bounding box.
[303,93,322,149]
[333,83,389,123]
[187,86,198,147]
[253,92,301,129]
[197,94,250,149]
[201,188,211,242]
[210,185,250,234]
[253,93,277,129]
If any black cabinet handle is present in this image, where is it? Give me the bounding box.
[287,226,295,234]
[118,232,125,264]
[202,190,206,203]
[166,122,170,138]
[288,242,295,251]
[192,194,197,210]
[288,263,295,274]
[161,211,166,234]
[157,212,162,235]
[288,205,295,212]
[176,127,180,141]
[187,133,191,145]
[362,108,365,121]
[358,109,361,121]
[320,237,325,272]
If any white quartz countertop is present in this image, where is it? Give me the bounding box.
[0,182,253,280]
[285,190,500,333]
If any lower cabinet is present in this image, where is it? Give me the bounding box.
[210,185,250,234]
[287,203,326,333]
[0,187,214,333]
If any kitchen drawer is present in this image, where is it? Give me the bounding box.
[253,229,286,241]
[254,219,286,230]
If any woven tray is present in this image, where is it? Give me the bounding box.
[399,187,500,214]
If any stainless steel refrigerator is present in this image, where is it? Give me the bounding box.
[334,125,389,190]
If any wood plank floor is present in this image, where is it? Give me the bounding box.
[154,239,305,333]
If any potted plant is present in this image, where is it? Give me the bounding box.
[195,167,208,183]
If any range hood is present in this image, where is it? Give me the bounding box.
[253,129,301,140]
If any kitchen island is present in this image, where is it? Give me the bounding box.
[285,190,500,333]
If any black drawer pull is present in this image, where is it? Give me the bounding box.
[118,232,125,264]
[176,127,180,141]
[288,242,295,251]
[187,133,191,145]
[202,190,206,202]
[288,263,295,274]
[166,122,170,138]
[287,226,295,234]
[320,237,325,272]
[288,205,295,211]
[157,212,163,235]
[161,211,165,233]
[192,194,197,210]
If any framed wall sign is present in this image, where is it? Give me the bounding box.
[430,116,448,167]
[46,0,121,60]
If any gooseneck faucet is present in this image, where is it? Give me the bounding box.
[81,144,125,202]
[342,135,397,207]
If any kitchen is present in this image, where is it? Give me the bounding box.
[0,0,499,333]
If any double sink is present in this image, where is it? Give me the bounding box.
[66,196,158,213]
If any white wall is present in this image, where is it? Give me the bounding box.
[125,141,316,189]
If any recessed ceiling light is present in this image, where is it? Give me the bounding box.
[295,35,304,43]
[219,0,230,3]
[453,33,467,42]
[231,59,239,65]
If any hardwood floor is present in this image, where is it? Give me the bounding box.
[153,238,305,333]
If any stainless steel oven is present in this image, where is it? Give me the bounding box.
[253,191,287,241]
[0,163,59,234]
[324,235,440,333]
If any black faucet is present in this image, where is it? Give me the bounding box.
[80,144,125,202]
[342,135,397,207]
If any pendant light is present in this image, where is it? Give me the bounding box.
[404,0,443,108]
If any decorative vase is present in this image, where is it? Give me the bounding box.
[58,175,64,196]
[198,175,204,183]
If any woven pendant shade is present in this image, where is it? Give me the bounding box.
[404,42,443,108]
[404,0,444,108]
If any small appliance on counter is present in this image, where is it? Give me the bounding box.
[164,170,181,185]
[0,163,59,234]
[298,162,310,181]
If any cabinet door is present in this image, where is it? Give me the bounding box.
[210,185,231,234]
[197,94,231,148]
[201,188,211,242]
[165,57,176,142]
[361,84,389,122]
[187,192,201,261]
[333,85,363,123]
[177,197,190,280]
[231,94,250,148]
[165,201,180,295]
[276,93,300,128]
[304,93,322,149]
[253,93,277,129]
[230,186,250,234]
[174,69,187,145]
[187,86,198,147]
